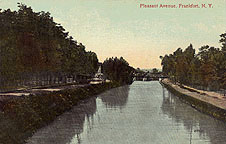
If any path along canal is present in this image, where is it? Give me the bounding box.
[27,81,226,144]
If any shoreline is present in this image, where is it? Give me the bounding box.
[160,79,226,122]
[0,82,121,144]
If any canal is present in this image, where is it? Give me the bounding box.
[27,81,226,144]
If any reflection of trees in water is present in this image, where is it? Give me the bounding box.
[27,97,97,144]
[99,86,130,109]
[161,86,226,144]
[29,86,129,144]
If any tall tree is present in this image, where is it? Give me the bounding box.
[0,4,99,89]
[103,57,134,84]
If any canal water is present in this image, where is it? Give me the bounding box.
[27,81,226,144]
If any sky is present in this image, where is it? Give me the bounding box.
[0,0,226,69]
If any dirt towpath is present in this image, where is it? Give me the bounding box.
[0,84,89,102]
[162,79,226,110]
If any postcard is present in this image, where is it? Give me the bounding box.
[0,0,225,144]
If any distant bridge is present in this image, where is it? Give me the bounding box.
[133,73,168,81]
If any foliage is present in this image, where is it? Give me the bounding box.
[0,4,99,86]
[160,33,226,90]
[103,57,134,85]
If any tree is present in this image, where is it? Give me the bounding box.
[219,32,226,51]
[103,57,134,85]
[0,4,99,89]
[160,33,226,90]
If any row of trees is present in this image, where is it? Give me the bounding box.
[0,4,99,88]
[103,57,134,85]
[160,32,226,90]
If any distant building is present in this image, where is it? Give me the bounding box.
[94,64,104,79]
[90,64,105,84]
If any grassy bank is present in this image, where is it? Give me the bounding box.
[160,80,226,122]
[0,82,120,144]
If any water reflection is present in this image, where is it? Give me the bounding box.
[161,86,226,144]
[27,97,97,144]
[27,86,130,144]
[27,82,226,144]
[99,86,129,109]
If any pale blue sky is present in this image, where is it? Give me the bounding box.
[1,0,226,68]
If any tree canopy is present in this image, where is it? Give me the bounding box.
[0,4,99,86]
[160,33,226,90]
[103,57,134,85]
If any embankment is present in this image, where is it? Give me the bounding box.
[160,79,226,122]
[0,82,120,144]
